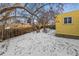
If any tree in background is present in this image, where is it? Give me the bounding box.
[0,3,64,38]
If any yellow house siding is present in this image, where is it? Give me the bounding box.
[56,10,79,36]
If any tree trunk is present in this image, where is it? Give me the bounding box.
[1,24,5,41]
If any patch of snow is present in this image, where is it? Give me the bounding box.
[0,29,79,56]
[5,27,10,29]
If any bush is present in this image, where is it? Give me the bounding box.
[44,25,56,29]
[49,25,56,29]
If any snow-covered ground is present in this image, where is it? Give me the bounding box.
[0,29,79,56]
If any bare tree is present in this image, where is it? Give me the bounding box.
[0,3,64,41]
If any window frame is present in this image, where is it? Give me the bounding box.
[63,17,73,24]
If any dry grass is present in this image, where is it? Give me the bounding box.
[0,23,54,40]
[0,23,33,40]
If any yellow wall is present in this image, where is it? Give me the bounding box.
[56,10,79,36]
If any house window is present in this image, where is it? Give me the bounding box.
[68,17,72,23]
[64,18,67,24]
[64,17,72,24]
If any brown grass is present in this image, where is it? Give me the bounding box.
[0,23,54,40]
